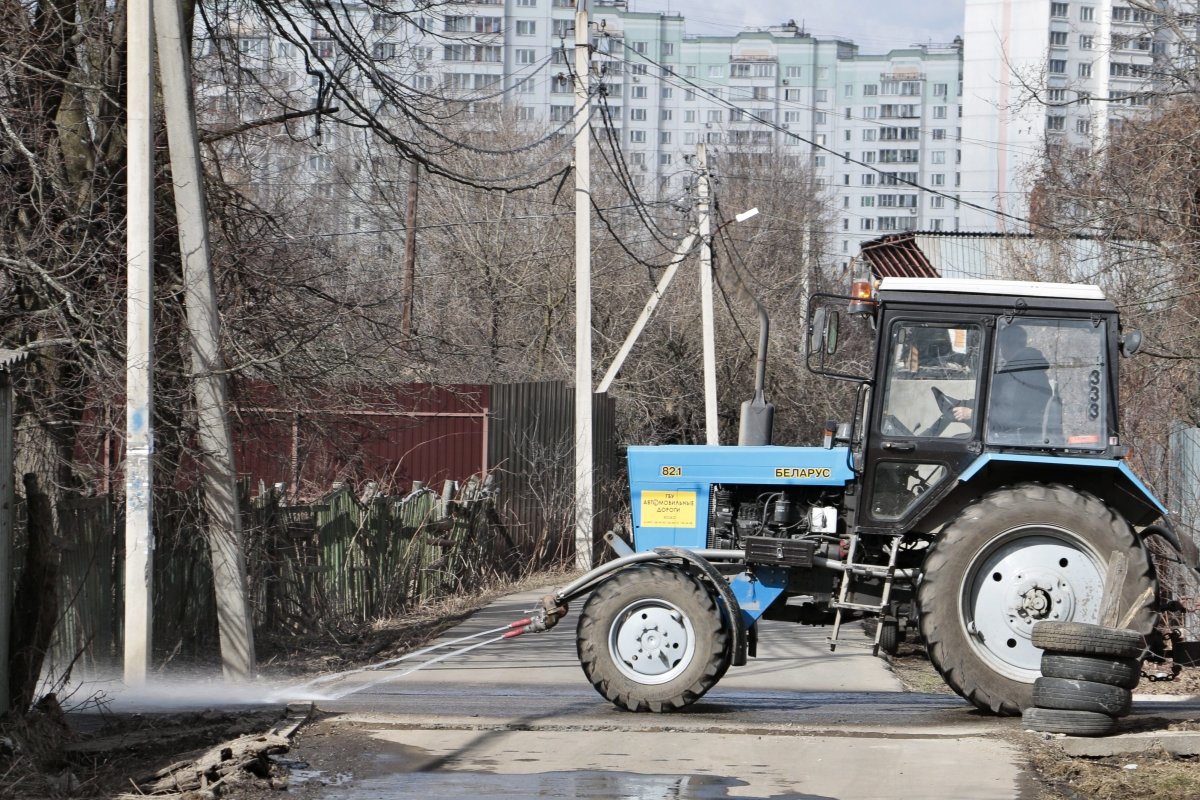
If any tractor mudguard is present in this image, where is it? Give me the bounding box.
[955,453,1167,528]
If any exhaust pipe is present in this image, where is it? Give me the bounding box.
[738,302,774,446]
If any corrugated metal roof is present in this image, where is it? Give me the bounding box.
[859,231,1157,284]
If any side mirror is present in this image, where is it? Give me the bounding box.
[809,307,827,356]
[1120,330,1143,358]
[825,310,839,355]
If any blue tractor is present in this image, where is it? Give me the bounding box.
[547,277,1196,715]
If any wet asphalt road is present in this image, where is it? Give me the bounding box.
[284,589,1041,799]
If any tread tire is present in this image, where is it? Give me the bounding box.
[1032,676,1133,717]
[1040,652,1142,689]
[577,564,729,712]
[1022,707,1118,737]
[917,482,1156,716]
[1031,621,1145,659]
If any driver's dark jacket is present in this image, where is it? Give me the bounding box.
[989,346,1052,434]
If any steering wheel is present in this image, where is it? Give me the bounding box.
[925,386,962,437]
[882,413,913,438]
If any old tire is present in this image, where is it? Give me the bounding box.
[577,564,729,712]
[1032,676,1132,717]
[1031,621,1145,659]
[1040,652,1142,689]
[917,483,1156,716]
[1022,707,1117,737]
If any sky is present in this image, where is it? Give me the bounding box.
[625,1,964,51]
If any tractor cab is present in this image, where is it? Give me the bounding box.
[809,277,1157,535]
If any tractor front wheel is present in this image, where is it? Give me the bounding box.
[577,564,730,712]
[917,483,1156,716]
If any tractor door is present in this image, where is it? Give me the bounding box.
[860,315,988,531]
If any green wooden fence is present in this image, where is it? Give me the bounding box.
[28,476,529,671]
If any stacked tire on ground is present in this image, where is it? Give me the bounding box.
[1022,621,1145,737]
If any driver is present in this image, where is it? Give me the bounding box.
[953,325,1052,437]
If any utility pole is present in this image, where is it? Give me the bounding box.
[402,159,420,338]
[573,2,593,570]
[124,0,155,686]
[155,0,256,680]
[696,143,719,445]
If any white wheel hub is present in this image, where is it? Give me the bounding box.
[609,599,697,685]
[963,528,1104,681]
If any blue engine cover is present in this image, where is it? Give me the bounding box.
[627,444,854,551]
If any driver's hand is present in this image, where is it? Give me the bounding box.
[953,406,973,421]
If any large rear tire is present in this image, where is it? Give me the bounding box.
[917,483,1156,715]
[577,564,730,712]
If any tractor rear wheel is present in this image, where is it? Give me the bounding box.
[917,483,1156,716]
[577,564,730,712]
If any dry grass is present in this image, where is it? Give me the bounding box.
[1028,742,1200,800]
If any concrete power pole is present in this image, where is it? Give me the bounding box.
[124,0,155,686]
[696,143,719,445]
[402,159,419,338]
[155,0,256,679]
[573,3,594,570]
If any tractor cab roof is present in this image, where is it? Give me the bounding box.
[876,277,1116,314]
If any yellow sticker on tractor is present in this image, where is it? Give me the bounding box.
[641,490,698,528]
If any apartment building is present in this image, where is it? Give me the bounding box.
[961,0,1194,231]
[199,1,963,271]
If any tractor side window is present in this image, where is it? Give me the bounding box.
[879,321,982,439]
[986,318,1106,449]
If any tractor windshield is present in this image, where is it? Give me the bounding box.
[985,318,1107,450]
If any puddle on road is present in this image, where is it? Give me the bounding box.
[317,770,834,799]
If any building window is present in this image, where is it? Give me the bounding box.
[814,134,826,146]
[552,18,572,36]
[1076,118,1091,134]
[931,196,945,209]
[707,110,723,123]
[549,105,572,122]
[1111,6,1130,21]
[933,106,947,119]
[862,196,875,207]
[815,111,827,125]
[861,219,875,231]
[786,66,802,77]
[517,0,536,5]
[631,86,647,99]
[661,109,672,121]
[709,65,723,77]
[516,20,536,35]
[684,110,696,123]
[1048,59,1067,74]
[931,173,945,186]
[844,83,854,97]
[863,151,876,163]
[475,17,502,33]
[661,42,674,56]
[863,84,878,96]
[815,89,828,102]
[1079,34,1093,49]
[933,83,948,96]
[864,106,877,119]
[932,128,946,140]
[516,48,536,64]
[1050,31,1068,46]
[1079,62,1092,78]
[862,129,877,141]
[633,41,647,54]
[630,108,646,121]
[931,150,946,164]
[1050,2,1068,18]
[844,129,852,141]
[661,87,672,99]
[1080,5,1094,21]
[784,88,802,101]
[814,155,826,166]
[629,130,646,143]
[1047,88,1066,103]
[861,174,876,186]
[1047,115,1066,131]
[515,77,534,94]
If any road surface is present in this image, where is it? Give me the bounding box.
[283,588,1039,799]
